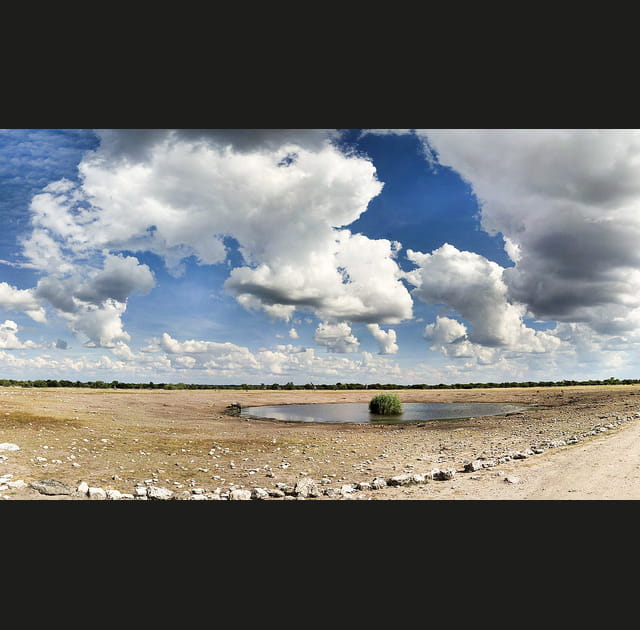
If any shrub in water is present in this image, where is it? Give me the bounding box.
[369,393,403,415]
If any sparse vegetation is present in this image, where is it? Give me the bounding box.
[369,393,403,415]
[0,377,637,390]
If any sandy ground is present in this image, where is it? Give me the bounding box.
[1,384,640,500]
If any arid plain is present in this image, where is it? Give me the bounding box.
[2,384,640,500]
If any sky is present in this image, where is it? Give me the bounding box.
[1,128,639,385]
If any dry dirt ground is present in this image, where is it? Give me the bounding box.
[2,384,640,500]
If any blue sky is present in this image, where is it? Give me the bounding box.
[1,128,640,384]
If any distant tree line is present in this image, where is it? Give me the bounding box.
[0,376,636,390]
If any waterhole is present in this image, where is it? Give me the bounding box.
[240,401,526,424]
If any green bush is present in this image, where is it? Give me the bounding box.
[369,393,403,415]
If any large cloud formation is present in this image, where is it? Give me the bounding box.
[33,254,155,346]
[405,243,560,354]
[18,130,413,349]
[416,130,640,335]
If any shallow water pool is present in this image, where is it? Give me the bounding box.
[240,401,526,424]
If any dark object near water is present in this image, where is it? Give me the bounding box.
[240,401,526,424]
[226,402,242,416]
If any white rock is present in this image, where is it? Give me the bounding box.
[147,486,174,500]
[0,443,20,451]
[294,477,320,497]
[88,487,107,500]
[251,487,269,500]
[106,489,123,500]
[371,478,387,489]
[135,486,147,496]
[229,489,252,500]
[77,481,89,495]
[504,476,521,484]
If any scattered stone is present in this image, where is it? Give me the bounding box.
[268,488,285,498]
[0,443,20,451]
[432,468,456,481]
[294,477,320,497]
[504,476,521,484]
[134,486,147,497]
[464,460,484,473]
[251,487,269,500]
[356,482,371,491]
[371,478,387,490]
[77,481,89,495]
[29,479,74,496]
[88,487,107,500]
[147,486,174,500]
[229,489,252,500]
[388,474,414,486]
[105,489,123,500]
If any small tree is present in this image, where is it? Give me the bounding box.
[369,393,403,415]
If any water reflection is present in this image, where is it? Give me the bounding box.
[240,401,525,424]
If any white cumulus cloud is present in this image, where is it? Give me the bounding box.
[0,320,38,349]
[314,322,360,353]
[366,323,398,354]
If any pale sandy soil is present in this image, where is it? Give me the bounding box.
[1,385,640,500]
[372,418,640,500]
